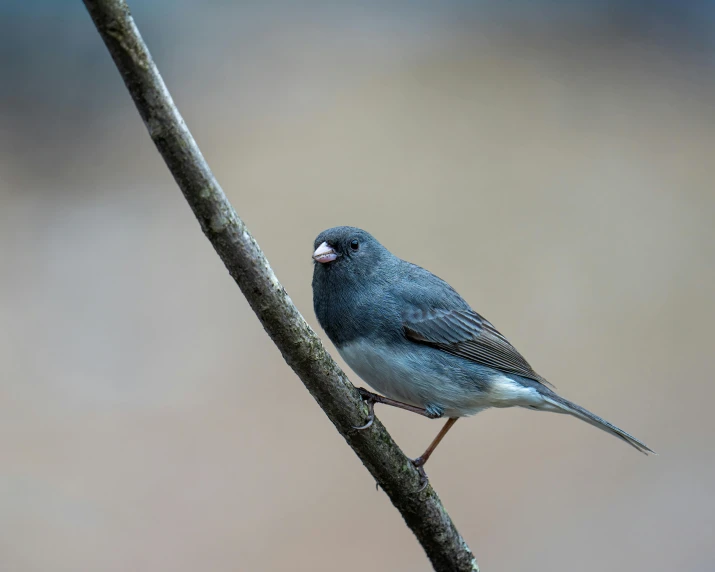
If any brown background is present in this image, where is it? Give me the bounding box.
[1,2,713,571]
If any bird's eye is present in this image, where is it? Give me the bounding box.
[350,239,359,251]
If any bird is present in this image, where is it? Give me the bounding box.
[311,226,654,490]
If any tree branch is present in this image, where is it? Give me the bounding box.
[82,2,478,570]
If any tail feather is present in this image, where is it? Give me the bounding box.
[540,393,655,455]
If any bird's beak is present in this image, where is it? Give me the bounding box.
[313,242,338,263]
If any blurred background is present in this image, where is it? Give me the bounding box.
[1,1,714,570]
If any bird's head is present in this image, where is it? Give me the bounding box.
[312,226,390,279]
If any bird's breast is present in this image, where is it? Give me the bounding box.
[337,338,428,408]
[314,276,400,346]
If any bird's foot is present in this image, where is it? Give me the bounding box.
[424,404,444,420]
[353,387,379,430]
[353,388,441,429]
[411,456,430,492]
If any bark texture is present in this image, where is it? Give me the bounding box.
[82,2,478,570]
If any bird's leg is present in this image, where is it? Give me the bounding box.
[353,387,441,430]
[412,417,459,491]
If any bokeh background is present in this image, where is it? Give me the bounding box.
[1,1,714,570]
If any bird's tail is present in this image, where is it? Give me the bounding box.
[538,391,655,455]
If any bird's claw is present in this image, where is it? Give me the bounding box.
[353,388,377,430]
[425,407,443,420]
[411,456,430,492]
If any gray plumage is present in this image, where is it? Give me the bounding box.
[312,226,653,455]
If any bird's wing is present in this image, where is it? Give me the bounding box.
[402,307,553,388]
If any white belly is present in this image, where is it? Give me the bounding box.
[337,339,543,417]
[338,340,429,408]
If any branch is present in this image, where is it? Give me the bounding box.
[82,2,478,570]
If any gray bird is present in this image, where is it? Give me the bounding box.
[311,226,654,488]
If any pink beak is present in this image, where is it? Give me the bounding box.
[313,242,338,263]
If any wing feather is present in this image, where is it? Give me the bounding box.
[403,308,553,388]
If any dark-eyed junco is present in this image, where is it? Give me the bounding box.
[312,226,653,488]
